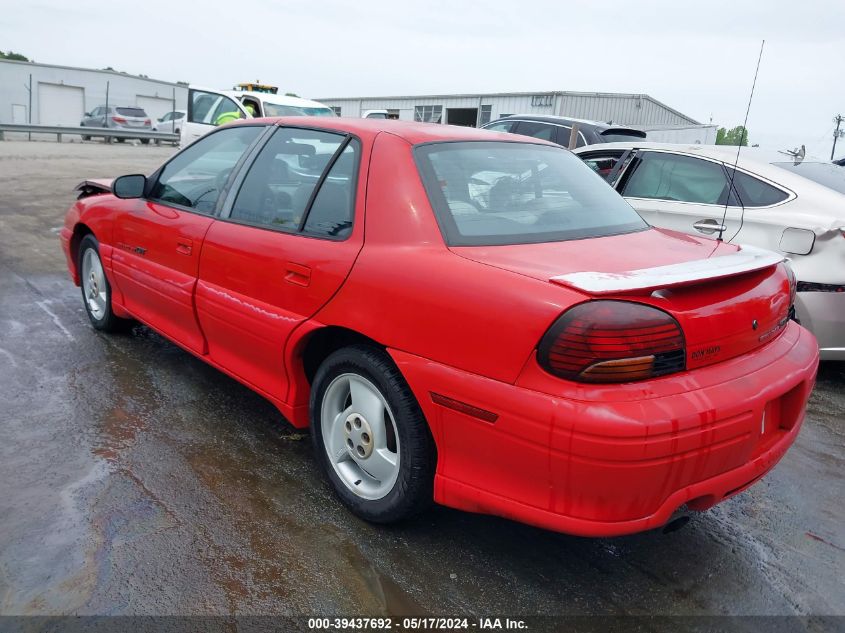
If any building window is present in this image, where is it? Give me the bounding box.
[387,109,400,120]
[414,105,443,123]
[331,106,342,117]
[479,104,492,126]
[531,94,554,107]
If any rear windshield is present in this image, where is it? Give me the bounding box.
[116,107,147,117]
[772,161,845,195]
[416,141,647,246]
[263,103,336,117]
[599,129,647,143]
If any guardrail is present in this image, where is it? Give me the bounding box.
[0,123,180,144]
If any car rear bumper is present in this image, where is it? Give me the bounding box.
[795,290,845,361]
[390,322,818,537]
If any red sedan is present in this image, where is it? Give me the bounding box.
[60,118,819,536]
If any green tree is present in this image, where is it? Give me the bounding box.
[716,125,749,146]
[0,50,31,61]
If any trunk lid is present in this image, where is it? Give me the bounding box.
[451,227,792,370]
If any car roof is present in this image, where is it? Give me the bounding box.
[236,117,558,146]
[574,141,823,163]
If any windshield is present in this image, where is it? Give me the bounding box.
[263,103,336,117]
[416,141,647,246]
[772,161,845,195]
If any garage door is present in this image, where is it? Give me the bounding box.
[136,96,174,122]
[38,83,85,126]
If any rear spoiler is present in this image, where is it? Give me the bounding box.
[550,245,784,295]
[74,178,113,199]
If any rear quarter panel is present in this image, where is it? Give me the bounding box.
[312,131,585,384]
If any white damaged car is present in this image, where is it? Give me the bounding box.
[575,143,845,360]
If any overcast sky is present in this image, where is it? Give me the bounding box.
[4,0,843,158]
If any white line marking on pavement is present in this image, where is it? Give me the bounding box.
[35,300,75,341]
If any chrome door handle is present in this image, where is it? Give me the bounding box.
[693,220,726,234]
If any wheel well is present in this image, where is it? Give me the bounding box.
[69,223,94,279]
[301,327,384,384]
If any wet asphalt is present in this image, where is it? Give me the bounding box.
[0,140,843,618]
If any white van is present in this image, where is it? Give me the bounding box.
[182,86,336,145]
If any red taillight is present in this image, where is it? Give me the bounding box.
[783,261,797,306]
[144,118,151,125]
[537,300,686,383]
[112,116,127,124]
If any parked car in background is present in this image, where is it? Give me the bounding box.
[80,106,152,143]
[60,118,817,537]
[182,85,335,145]
[482,115,646,148]
[152,110,186,135]
[362,109,389,119]
[574,142,845,360]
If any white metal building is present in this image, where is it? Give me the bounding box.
[317,90,716,142]
[0,59,187,127]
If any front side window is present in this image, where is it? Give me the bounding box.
[414,105,443,123]
[416,141,647,246]
[623,152,731,205]
[580,152,625,182]
[189,90,245,126]
[149,125,264,213]
[230,127,355,235]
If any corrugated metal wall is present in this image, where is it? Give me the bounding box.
[318,91,698,127]
[0,60,187,125]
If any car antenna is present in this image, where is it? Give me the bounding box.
[718,39,765,242]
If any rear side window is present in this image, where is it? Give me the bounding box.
[728,170,789,206]
[415,141,647,246]
[230,127,357,238]
[303,143,358,238]
[513,121,556,142]
[623,152,730,205]
[116,107,146,117]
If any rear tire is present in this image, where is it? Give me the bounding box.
[78,234,129,333]
[311,345,435,523]
[115,137,125,143]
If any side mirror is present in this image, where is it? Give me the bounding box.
[84,112,91,117]
[112,174,146,199]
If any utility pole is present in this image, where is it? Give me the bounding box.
[832,114,844,160]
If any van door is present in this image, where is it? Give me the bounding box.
[183,87,250,146]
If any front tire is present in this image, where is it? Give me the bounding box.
[78,234,128,332]
[311,345,435,523]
